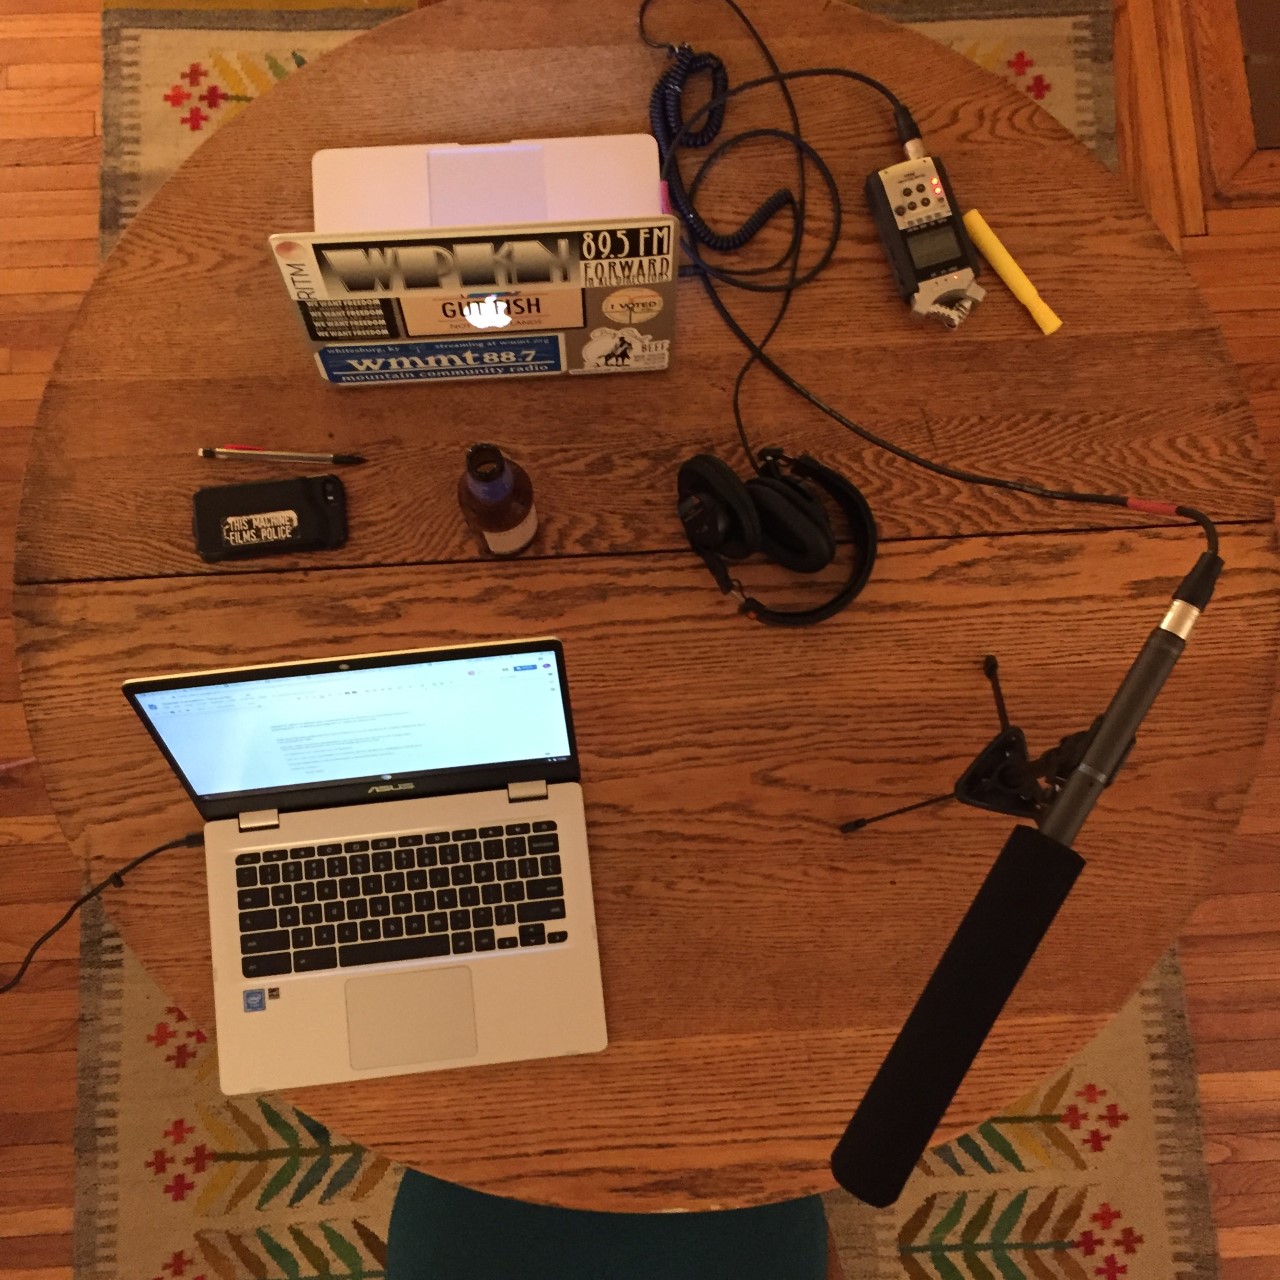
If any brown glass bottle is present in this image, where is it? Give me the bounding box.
[457,443,538,556]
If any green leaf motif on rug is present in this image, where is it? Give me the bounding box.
[290,1152,332,1206]
[196,1223,388,1280]
[897,1185,1122,1280]
[172,1096,397,1215]
[323,1221,379,1277]
[260,1099,302,1149]
[324,1147,370,1203]
[919,1071,1122,1178]
[258,1154,302,1209]
[961,1193,997,1244]
[296,1109,332,1148]
[258,1227,303,1280]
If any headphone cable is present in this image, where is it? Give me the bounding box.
[643,3,1220,557]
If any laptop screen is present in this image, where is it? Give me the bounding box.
[124,640,577,819]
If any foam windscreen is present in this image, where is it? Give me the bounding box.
[830,824,1085,1207]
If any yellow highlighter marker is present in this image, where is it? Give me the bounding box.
[962,209,1062,335]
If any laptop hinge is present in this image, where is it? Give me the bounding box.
[507,780,548,803]
[238,809,280,833]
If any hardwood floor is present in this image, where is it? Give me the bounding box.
[1,3,1278,1276]
[0,3,97,1273]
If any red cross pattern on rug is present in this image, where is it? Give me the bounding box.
[899,1188,1148,1272]
[163,1172,197,1202]
[1065,1080,1131,1155]
[160,51,308,134]
[162,62,229,131]
[1075,1202,1145,1277]
[146,1006,207,1068]
[150,1247,207,1280]
[164,1117,193,1145]
[147,1113,214,1202]
[1094,1259,1129,1280]
[1005,48,1052,103]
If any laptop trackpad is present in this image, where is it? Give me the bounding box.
[345,966,478,1070]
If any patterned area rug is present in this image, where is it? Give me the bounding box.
[99,0,1114,245]
[75,902,1218,1280]
[824,948,1218,1280]
[82,4,1214,1279]
[75,903,400,1279]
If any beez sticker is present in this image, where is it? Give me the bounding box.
[221,509,300,547]
[575,326,669,373]
[317,334,564,383]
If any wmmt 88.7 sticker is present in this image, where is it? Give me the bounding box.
[317,334,564,383]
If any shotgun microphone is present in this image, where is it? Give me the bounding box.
[829,823,1082,1207]
[830,551,1223,1208]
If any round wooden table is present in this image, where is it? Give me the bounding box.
[14,0,1279,1211]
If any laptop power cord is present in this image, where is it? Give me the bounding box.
[0,831,203,995]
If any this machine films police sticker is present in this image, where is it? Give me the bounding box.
[269,217,678,384]
[222,507,299,548]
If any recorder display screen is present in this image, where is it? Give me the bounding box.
[906,223,962,271]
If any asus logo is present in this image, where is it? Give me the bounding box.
[368,782,414,794]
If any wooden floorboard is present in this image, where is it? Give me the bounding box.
[0,3,1278,1275]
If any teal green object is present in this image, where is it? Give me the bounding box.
[388,1170,830,1279]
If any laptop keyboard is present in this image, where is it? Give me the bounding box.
[233,821,567,979]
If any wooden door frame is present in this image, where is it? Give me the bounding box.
[1183,0,1280,206]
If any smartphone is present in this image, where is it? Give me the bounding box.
[192,474,348,562]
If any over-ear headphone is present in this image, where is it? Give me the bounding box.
[676,448,878,626]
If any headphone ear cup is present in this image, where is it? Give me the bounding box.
[778,475,831,529]
[677,455,762,560]
[746,476,836,573]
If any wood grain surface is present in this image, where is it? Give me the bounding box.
[14,522,1280,1207]
[12,0,1274,583]
[9,0,1280,1214]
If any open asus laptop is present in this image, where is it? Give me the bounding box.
[123,638,607,1095]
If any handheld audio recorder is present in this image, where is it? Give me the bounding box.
[866,154,984,328]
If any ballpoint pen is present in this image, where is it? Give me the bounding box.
[198,445,366,465]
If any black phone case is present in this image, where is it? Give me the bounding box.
[192,475,348,562]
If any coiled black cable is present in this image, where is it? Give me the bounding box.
[641,0,1219,555]
[650,46,795,254]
